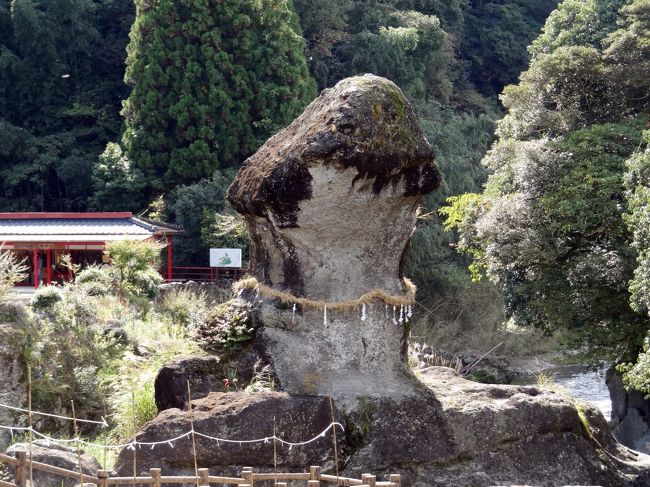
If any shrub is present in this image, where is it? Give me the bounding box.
[157,287,209,329]
[76,266,111,286]
[104,239,166,300]
[31,286,63,311]
[111,382,158,440]
[0,245,28,300]
[131,269,163,299]
[195,299,255,352]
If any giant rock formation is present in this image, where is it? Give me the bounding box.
[117,75,650,486]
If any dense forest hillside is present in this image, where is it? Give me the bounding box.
[445,0,650,385]
[0,1,562,346]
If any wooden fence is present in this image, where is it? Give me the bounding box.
[0,451,400,487]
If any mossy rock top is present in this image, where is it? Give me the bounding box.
[228,74,440,220]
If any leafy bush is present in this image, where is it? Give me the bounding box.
[157,287,209,329]
[76,266,111,285]
[104,239,166,300]
[195,299,255,352]
[0,246,28,300]
[25,285,122,418]
[110,381,158,440]
[31,286,64,311]
[131,269,163,300]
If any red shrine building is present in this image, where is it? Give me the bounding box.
[0,212,182,288]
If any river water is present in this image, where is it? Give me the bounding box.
[512,364,612,419]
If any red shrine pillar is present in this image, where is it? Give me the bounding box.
[166,235,173,282]
[46,248,52,285]
[32,249,38,289]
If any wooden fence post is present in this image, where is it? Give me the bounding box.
[307,482,319,487]
[97,469,108,487]
[389,474,401,487]
[198,468,209,486]
[150,468,161,487]
[362,474,376,487]
[241,466,253,486]
[14,451,26,487]
[309,466,320,482]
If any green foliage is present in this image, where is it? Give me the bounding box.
[103,239,166,300]
[109,313,201,440]
[499,46,611,140]
[625,131,650,315]
[0,245,28,299]
[529,0,627,58]
[168,171,233,265]
[122,0,316,194]
[24,285,122,418]
[203,303,255,349]
[446,0,650,368]
[603,0,650,113]
[90,143,147,211]
[31,286,63,311]
[157,287,209,329]
[110,383,157,441]
[618,337,650,398]
[201,211,251,265]
[0,0,134,211]
[244,359,276,393]
[461,0,559,96]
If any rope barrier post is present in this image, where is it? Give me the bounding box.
[272,417,278,484]
[97,469,108,487]
[150,468,161,487]
[70,400,85,487]
[389,474,401,487]
[186,381,200,487]
[361,474,376,487]
[131,389,137,487]
[14,450,26,487]
[27,366,33,487]
[309,465,320,484]
[198,468,209,487]
[327,397,340,483]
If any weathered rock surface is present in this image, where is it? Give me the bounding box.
[153,351,263,412]
[608,367,650,454]
[0,302,28,451]
[408,343,515,384]
[7,441,100,487]
[114,392,343,477]
[228,73,440,301]
[117,370,650,486]
[154,356,223,411]
[227,74,439,399]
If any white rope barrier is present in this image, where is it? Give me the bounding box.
[0,422,345,451]
[0,403,108,427]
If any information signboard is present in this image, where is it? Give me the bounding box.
[209,248,242,268]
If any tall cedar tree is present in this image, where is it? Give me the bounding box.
[122,0,316,193]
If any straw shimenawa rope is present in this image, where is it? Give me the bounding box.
[233,276,416,310]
